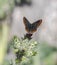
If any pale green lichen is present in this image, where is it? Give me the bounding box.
[10,35,38,64]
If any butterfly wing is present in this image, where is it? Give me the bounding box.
[31,19,42,33]
[34,19,42,27]
[23,17,31,32]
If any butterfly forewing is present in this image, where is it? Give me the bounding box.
[23,17,31,32]
[32,19,42,28]
[23,17,31,26]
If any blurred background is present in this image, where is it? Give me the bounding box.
[0,0,57,65]
[10,0,57,46]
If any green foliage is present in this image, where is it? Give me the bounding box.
[38,43,57,60]
[43,52,57,65]
[37,43,57,65]
[9,35,38,65]
[0,0,14,20]
[0,23,9,65]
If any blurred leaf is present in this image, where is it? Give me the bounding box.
[0,0,14,20]
[38,43,57,59]
[43,52,57,65]
[0,23,9,64]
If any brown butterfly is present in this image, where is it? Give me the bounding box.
[23,17,42,34]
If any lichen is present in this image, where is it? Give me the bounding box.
[10,35,38,65]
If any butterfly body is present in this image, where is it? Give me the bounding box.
[23,17,42,34]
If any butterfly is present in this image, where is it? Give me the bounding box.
[23,17,42,34]
[15,0,32,6]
